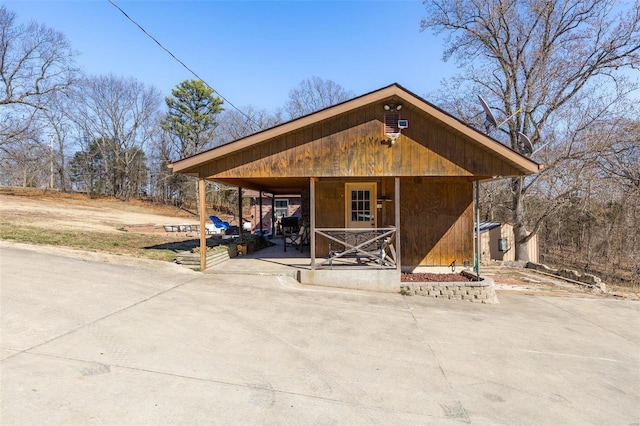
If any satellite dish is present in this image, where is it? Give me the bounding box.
[477,95,522,135]
[478,95,498,133]
[518,132,533,154]
[517,132,555,156]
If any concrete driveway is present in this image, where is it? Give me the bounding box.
[1,242,639,425]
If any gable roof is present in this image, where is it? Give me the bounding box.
[170,83,542,179]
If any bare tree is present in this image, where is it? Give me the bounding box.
[215,106,284,145]
[147,126,184,203]
[598,119,640,193]
[285,76,354,119]
[0,6,78,145]
[421,0,640,261]
[72,75,161,200]
[38,92,78,191]
[539,117,640,284]
[0,127,49,187]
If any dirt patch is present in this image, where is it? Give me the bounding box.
[0,189,199,233]
[482,264,639,299]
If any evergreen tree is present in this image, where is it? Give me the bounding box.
[161,79,224,158]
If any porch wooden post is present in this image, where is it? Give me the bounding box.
[475,179,481,277]
[238,186,243,238]
[198,177,207,271]
[271,194,276,237]
[395,177,401,273]
[310,177,316,269]
[259,191,263,234]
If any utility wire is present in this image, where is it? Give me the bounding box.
[107,0,260,131]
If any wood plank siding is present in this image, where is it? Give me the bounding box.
[399,177,473,267]
[198,101,524,182]
[313,177,472,267]
[314,180,345,257]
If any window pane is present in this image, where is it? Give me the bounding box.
[274,199,288,218]
[349,187,375,223]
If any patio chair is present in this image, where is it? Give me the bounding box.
[209,215,230,231]
[284,225,309,252]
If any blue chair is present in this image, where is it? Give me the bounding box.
[209,215,230,230]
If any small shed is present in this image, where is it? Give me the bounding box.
[478,222,539,264]
[170,83,542,288]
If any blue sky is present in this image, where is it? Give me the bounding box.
[5,0,458,111]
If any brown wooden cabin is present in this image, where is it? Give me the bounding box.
[170,83,541,277]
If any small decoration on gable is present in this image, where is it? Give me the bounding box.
[383,103,407,146]
[382,104,409,147]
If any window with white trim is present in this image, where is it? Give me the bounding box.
[274,199,289,219]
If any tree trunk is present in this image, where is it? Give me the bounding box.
[58,159,66,192]
[512,177,531,262]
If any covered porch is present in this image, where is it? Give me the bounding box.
[200,172,402,272]
[226,175,402,269]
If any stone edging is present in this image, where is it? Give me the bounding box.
[400,277,498,304]
[526,262,606,292]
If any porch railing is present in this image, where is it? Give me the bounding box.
[314,227,397,269]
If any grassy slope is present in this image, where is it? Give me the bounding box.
[0,188,201,262]
[0,223,181,261]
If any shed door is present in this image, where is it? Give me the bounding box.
[345,183,376,228]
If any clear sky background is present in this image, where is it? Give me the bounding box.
[4,0,458,112]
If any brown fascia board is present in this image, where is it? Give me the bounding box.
[170,83,543,176]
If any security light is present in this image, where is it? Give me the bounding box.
[383,103,403,112]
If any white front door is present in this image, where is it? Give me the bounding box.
[345,183,376,229]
